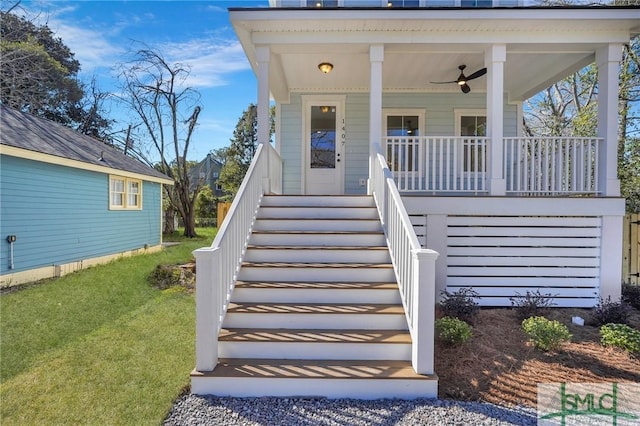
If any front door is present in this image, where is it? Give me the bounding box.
[304,97,345,195]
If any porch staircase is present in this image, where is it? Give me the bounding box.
[191,195,438,399]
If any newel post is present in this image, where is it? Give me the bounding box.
[411,248,439,375]
[194,246,220,372]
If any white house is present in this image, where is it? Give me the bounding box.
[191,1,640,399]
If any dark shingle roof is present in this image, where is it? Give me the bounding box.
[0,105,172,182]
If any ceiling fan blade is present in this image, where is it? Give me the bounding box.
[466,67,487,81]
[430,80,458,84]
[460,83,471,94]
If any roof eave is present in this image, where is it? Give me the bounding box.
[1,145,174,185]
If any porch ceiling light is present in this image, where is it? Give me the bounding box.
[318,62,333,74]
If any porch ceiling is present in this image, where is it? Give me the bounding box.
[231,8,640,103]
[272,43,597,101]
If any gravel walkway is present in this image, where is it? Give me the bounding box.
[164,395,537,425]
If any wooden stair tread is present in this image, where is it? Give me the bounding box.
[219,328,411,344]
[247,245,388,250]
[227,302,404,315]
[241,262,393,268]
[251,230,383,235]
[234,281,397,290]
[256,217,380,221]
[193,359,435,380]
[260,205,376,208]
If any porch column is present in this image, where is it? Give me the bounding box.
[256,46,271,192]
[516,101,524,137]
[485,44,506,196]
[596,44,622,197]
[369,44,384,195]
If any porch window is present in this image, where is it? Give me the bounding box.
[109,175,142,210]
[385,114,420,172]
[456,110,487,174]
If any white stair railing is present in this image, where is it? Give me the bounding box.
[370,142,439,375]
[193,142,282,372]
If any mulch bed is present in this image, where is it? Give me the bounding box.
[435,307,640,407]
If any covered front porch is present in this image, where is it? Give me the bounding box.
[190,6,636,398]
[233,8,631,199]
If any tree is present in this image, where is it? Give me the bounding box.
[618,38,640,212]
[195,185,216,220]
[217,104,275,198]
[524,36,640,212]
[0,9,112,138]
[118,46,203,237]
[76,77,114,142]
[524,65,598,137]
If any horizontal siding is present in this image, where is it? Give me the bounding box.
[280,95,303,194]
[344,94,369,194]
[0,156,161,275]
[410,214,426,247]
[445,215,601,307]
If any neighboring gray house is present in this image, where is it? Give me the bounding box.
[189,153,224,197]
[0,105,173,286]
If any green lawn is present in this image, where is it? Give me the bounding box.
[0,228,216,425]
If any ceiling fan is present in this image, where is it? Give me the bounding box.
[430,65,487,94]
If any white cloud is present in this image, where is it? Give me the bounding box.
[48,12,250,89]
[23,3,124,73]
[53,23,124,71]
[162,38,252,89]
[17,2,252,90]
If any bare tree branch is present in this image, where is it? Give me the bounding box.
[117,44,203,237]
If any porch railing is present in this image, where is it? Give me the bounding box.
[383,136,601,196]
[384,136,489,193]
[193,142,282,372]
[504,137,600,195]
[370,142,439,375]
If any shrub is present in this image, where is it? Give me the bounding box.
[147,264,195,291]
[510,290,557,320]
[622,284,640,310]
[600,323,640,354]
[591,296,631,326]
[435,317,473,345]
[439,287,480,324]
[522,316,572,352]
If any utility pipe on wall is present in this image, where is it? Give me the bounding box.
[6,235,16,269]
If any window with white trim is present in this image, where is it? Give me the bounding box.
[383,109,425,173]
[455,109,487,174]
[110,176,142,210]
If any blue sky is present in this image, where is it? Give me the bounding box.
[15,0,270,161]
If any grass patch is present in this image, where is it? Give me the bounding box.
[0,228,215,425]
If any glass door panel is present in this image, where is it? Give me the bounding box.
[310,106,336,169]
